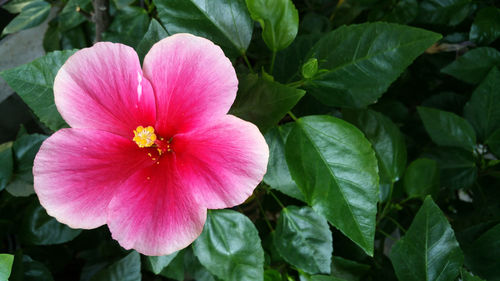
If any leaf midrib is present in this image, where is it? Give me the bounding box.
[312,33,439,82]
[297,119,369,249]
[188,0,244,53]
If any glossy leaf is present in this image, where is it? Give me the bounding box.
[1,0,51,35]
[2,0,37,13]
[155,0,253,56]
[416,0,471,26]
[145,251,178,275]
[486,129,500,158]
[343,109,407,184]
[0,142,14,191]
[103,7,149,48]
[285,115,379,256]
[418,107,476,151]
[264,269,282,281]
[470,7,500,45]
[441,47,500,84]
[303,22,441,108]
[274,206,332,274]
[368,0,418,24]
[274,33,322,83]
[6,133,47,197]
[390,197,464,281]
[21,201,82,245]
[136,19,169,62]
[461,269,486,281]
[330,256,370,281]
[158,251,184,281]
[245,0,299,51]
[0,254,14,281]
[230,74,305,133]
[464,67,500,141]
[263,124,305,201]
[58,0,91,31]
[462,223,500,281]
[193,210,264,281]
[10,254,54,281]
[425,147,476,190]
[403,158,440,199]
[90,252,141,281]
[0,50,75,131]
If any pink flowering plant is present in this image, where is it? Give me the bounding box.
[1,0,500,281]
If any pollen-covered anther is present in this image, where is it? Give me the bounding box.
[133,126,157,148]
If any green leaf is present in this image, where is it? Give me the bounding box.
[330,256,370,281]
[464,67,500,141]
[274,206,332,274]
[21,201,82,245]
[158,250,184,281]
[10,254,54,281]
[103,7,149,48]
[263,124,305,201]
[274,33,322,83]
[441,47,500,84]
[470,7,500,45]
[389,197,464,281]
[136,19,169,63]
[303,22,441,108]
[403,158,440,199]
[155,0,253,56]
[285,115,379,256]
[368,0,418,24]
[302,58,319,79]
[424,147,476,190]
[264,269,282,281]
[193,210,264,281]
[245,0,299,51]
[90,252,141,281]
[2,0,37,13]
[0,254,14,281]
[58,0,92,31]
[463,223,500,281]
[461,269,486,281]
[2,0,51,35]
[0,50,75,131]
[416,0,471,26]
[418,107,476,151]
[486,129,500,158]
[230,74,305,133]
[145,251,178,275]
[343,109,407,184]
[0,142,14,191]
[6,133,47,197]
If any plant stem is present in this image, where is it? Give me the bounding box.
[269,50,276,74]
[268,189,286,209]
[386,216,406,233]
[286,80,304,88]
[92,0,110,42]
[377,229,396,241]
[288,111,298,121]
[377,182,394,224]
[242,53,255,74]
[256,196,273,231]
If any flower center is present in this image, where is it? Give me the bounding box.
[133,126,157,148]
[132,125,173,157]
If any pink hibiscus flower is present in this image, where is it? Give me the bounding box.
[33,34,269,256]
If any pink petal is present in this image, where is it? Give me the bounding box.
[173,115,269,209]
[142,33,238,137]
[107,162,206,256]
[33,129,154,229]
[54,42,156,137]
